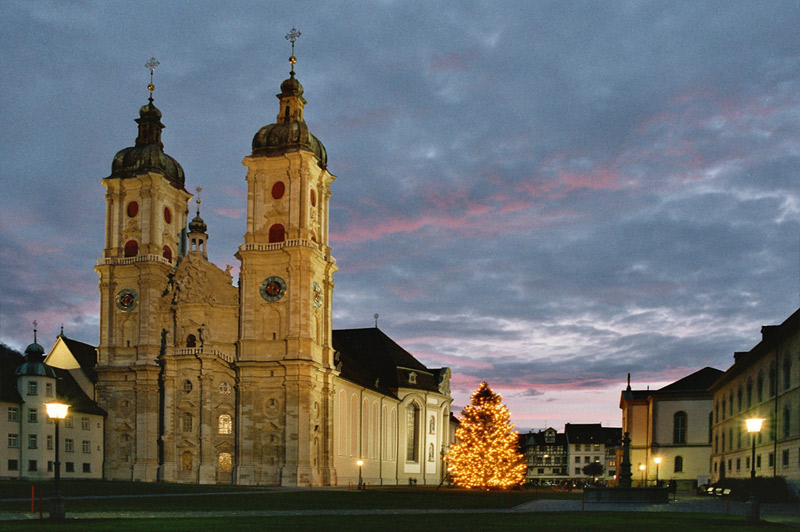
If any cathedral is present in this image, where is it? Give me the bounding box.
[64,43,453,486]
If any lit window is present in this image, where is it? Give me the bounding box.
[218,414,232,435]
[218,452,232,472]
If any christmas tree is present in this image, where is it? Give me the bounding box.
[446,381,526,489]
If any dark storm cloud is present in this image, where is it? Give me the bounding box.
[2,0,800,427]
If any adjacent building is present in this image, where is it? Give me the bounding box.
[709,307,800,494]
[620,367,722,489]
[0,338,104,480]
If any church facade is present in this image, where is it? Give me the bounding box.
[89,52,452,486]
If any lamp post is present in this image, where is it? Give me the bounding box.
[45,402,69,520]
[654,457,661,487]
[356,459,364,490]
[745,417,764,523]
[639,464,645,486]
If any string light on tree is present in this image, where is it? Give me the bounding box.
[446,381,526,489]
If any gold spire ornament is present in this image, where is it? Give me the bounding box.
[145,57,160,100]
[285,28,301,73]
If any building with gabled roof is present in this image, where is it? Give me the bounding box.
[620,367,723,490]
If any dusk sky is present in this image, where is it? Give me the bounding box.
[2,1,800,431]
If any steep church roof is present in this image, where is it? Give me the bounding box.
[333,328,447,397]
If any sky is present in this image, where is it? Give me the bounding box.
[2,1,800,432]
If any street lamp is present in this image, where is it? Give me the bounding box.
[45,402,69,520]
[356,459,364,490]
[745,418,764,481]
[639,464,645,486]
[654,457,661,487]
[745,417,764,523]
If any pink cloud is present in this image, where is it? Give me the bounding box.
[215,207,244,219]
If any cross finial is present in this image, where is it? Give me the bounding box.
[374,313,379,328]
[285,28,301,73]
[32,320,38,343]
[145,57,160,101]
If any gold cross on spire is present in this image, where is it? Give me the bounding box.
[145,57,160,100]
[285,28,301,72]
[195,186,203,215]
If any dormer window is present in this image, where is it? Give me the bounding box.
[408,372,417,384]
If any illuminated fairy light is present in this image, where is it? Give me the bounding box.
[446,382,526,489]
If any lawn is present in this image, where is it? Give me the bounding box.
[0,513,776,532]
[0,481,776,532]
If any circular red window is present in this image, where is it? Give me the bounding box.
[164,207,172,224]
[127,201,139,217]
[272,181,285,199]
[310,189,316,207]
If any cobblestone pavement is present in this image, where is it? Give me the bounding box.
[0,493,797,527]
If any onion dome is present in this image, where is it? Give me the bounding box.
[15,332,56,378]
[252,69,327,167]
[189,212,207,234]
[108,97,186,189]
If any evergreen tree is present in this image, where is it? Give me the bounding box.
[446,382,526,489]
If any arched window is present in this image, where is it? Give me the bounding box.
[268,224,285,243]
[181,413,193,433]
[162,245,172,263]
[674,456,683,473]
[181,451,192,471]
[186,334,196,348]
[784,358,792,390]
[124,240,138,257]
[757,371,764,402]
[721,400,726,420]
[746,378,753,407]
[338,391,347,456]
[769,362,776,397]
[708,411,713,443]
[163,207,172,224]
[218,414,232,435]
[783,407,791,438]
[737,386,743,412]
[673,411,687,444]
[406,403,420,462]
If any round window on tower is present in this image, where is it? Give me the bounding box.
[164,207,172,224]
[272,181,285,199]
[163,245,172,263]
[310,189,316,207]
[127,201,139,217]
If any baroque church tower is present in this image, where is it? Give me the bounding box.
[235,39,338,486]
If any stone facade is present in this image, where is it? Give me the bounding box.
[90,59,451,486]
[709,307,800,495]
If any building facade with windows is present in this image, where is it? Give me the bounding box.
[36,46,452,487]
[620,367,722,490]
[708,307,800,495]
[0,339,104,480]
[521,424,620,485]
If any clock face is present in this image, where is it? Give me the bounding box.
[115,289,138,311]
[312,281,323,308]
[260,276,286,302]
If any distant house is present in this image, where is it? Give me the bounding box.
[522,427,569,483]
[0,336,105,480]
[620,367,722,490]
[565,423,621,482]
[709,307,800,495]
